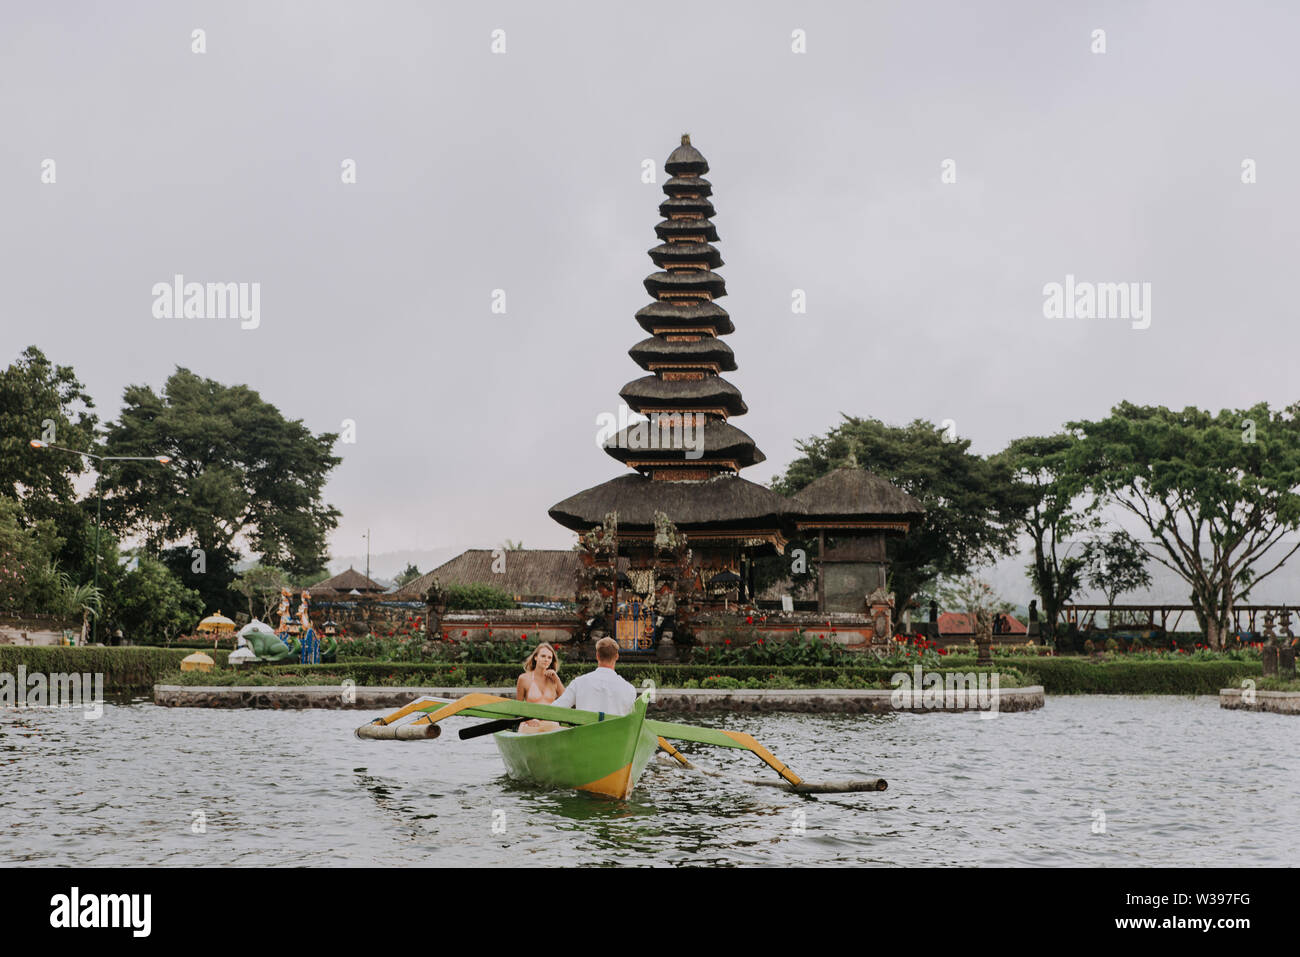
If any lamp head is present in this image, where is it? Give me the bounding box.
[29,439,46,449]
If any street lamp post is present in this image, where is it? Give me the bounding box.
[29,440,171,645]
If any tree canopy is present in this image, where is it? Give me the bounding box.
[995,433,1096,634]
[1070,401,1300,647]
[99,368,341,578]
[0,346,98,505]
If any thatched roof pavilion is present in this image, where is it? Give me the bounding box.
[312,567,386,594]
[791,468,924,532]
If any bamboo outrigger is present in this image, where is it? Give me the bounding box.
[356,691,887,799]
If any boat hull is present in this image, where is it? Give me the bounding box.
[492,697,657,799]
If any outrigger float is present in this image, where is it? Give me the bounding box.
[356,691,887,799]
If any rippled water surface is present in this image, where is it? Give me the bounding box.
[1,696,1297,866]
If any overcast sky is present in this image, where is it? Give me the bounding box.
[4,1,1298,574]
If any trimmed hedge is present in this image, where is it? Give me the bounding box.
[0,646,231,691]
[1013,658,1260,694]
[155,658,1264,695]
[159,661,1020,689]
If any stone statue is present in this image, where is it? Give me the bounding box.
[653,510,681,553]
[866,586,895,642]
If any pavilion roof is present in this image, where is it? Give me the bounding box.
[791,468,925,521]
[550,474,801,532]
[312,567,386,593]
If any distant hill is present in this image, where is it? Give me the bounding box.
[980,543,1300,607]
[327,548,461,585]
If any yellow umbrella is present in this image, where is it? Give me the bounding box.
[180,650,215,673]
[196,611,236,634]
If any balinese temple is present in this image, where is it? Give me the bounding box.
[548,135,923,647]
[549,135,794,603]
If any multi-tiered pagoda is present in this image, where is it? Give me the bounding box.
[551,135,924,649]
[550,135,794,611]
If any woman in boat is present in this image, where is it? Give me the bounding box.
[516,642,565,733]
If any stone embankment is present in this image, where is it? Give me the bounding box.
[154,684,1045,714]
[1219,688,1300,715]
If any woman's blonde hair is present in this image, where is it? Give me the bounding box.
[523,641,560,674]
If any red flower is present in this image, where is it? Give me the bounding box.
[461,630,467,636]
[725,639,731,645]
[746,616,753,624]
[757,638,764,645]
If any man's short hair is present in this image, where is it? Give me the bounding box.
[595,636,619,663]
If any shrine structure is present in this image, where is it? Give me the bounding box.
[549,135,922,654]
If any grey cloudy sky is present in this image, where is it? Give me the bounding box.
[3,1,1298,574]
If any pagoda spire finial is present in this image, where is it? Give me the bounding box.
[681,133,691,145]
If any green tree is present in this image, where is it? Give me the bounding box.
[772,416,1026,628]
[0,346,98,505]
[106,552,205,644]
[1081,529,1153,609]
[394,562,422,588]
[98,368,342,578]
[232,564,291,620]
[1070,402,1300,648]
[446,583,515,610]
[0,497,65,615]
[996,434,1097,635]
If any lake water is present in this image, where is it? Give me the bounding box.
[1,696,1296,866]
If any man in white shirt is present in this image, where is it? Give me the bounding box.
[552,637,637,716]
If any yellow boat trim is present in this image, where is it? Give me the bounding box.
[378,693,509,727]
[720,730,803,786]
[579,761,635,800]
[656,736,693,768]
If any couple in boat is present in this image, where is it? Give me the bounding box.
[515,637,636,732]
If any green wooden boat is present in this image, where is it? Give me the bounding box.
[493,694,658,799]
[356,690,889,799]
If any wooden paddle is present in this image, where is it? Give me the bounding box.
[458,718,524,740]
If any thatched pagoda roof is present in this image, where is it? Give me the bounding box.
[654,217,719,242]
[665,135,709,175]
[550,474,801,532]
[658,196,716,218]
[628,335,736,371]
[635,301,734,336]
[643,269,726,299]
[619,374,747,416]
[602,418,765,468]
[663,175,712,197]
[648,242,723,269]
[791,468,925,521]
